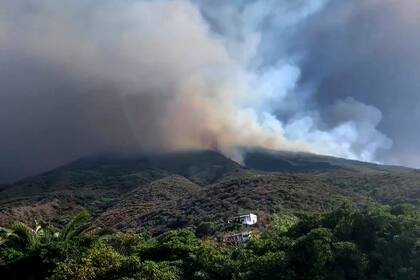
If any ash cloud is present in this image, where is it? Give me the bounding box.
[0,0,417,182]
[296,0,420,167]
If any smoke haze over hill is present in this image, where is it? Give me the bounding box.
[1,0,419,182]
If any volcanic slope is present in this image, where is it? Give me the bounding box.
[1,149,420,231]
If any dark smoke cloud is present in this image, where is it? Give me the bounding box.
[0,52,140,182]
[296,0,420,167]
[0,0,418,183]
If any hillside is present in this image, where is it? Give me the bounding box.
[1,149,420,231]
[244,148,413,173]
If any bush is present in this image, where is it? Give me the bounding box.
[3,204,420,279]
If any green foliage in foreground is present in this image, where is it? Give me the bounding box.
[2,204,420,279]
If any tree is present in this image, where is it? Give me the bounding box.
[0,211,93,280]
[48,242,140,280]
[329,241,367,280]
[58,210,92,243]
[290,228,333,280]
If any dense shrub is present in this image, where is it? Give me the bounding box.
[2,204,420,279]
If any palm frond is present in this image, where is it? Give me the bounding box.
[10,221,39,250]
[0,226,13,236]
[0,226,15,246]
[0,236,7,246]
[60,210,90,242]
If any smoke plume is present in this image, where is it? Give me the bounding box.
[1,0,418,182]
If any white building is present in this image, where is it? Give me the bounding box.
[230,213,258,226]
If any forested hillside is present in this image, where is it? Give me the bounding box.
[2,150,420,279]
[2,204,420,279]
[1,150,420,232]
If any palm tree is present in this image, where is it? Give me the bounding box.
[0,210,92,251]
[0,221,45,251]
[58,210,91,242]
[0,211,93,280]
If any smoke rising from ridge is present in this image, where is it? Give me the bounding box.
[1,0,418,182]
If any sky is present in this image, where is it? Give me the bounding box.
[1,0,419,183]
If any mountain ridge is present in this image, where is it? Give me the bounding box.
[1,149,419,231]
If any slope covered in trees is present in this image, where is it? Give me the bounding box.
[1,204,420,279]
[1,150,420,279]
[1,150,420,231]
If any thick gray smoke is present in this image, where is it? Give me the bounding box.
[0,0,417,182]
[296,0,420,167]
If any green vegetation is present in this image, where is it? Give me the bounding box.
[2,151,420,232]
[2,151,420,279]
[2,204,420,279]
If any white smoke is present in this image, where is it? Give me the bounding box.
[0,0,391,168]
